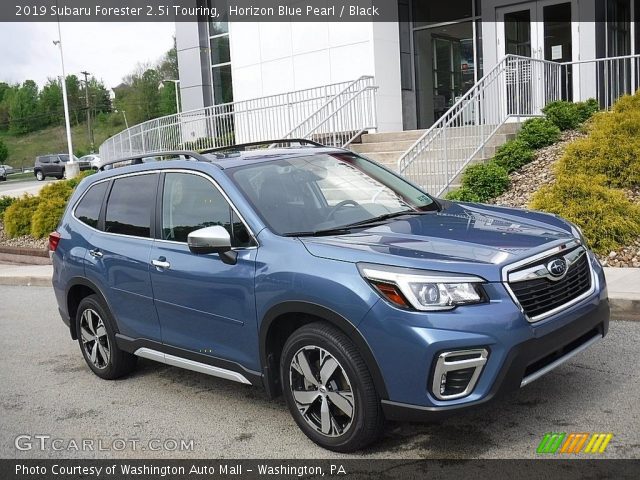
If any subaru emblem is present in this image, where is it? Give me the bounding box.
[547,258,567,278]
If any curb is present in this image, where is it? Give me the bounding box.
[609,297,640,322]
[0,276,52,287]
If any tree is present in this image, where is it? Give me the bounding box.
[0,138,8,163]
[9,80,40,134]
[39,79,63,127]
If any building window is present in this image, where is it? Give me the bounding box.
[607,0,631,56]
[206,1,232,105]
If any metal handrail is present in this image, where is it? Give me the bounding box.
[397,53,640,196]
[99,77,379,162]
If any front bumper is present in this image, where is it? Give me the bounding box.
[358,258,609,421]
[380,300,608,421]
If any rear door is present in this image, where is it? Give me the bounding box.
[149,171,259,371]
[83,172,162,342]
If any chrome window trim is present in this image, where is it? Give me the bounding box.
[501,241,597,323]
[508,247,586,283]
[71,169,259,248]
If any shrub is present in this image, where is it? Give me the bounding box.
[518,117,561,149]
[493,139,534,173]
[31,197,68,238]
[38,180,74,203]
[460,161,510,202]
[576,98,600,123]
[3,195,41,237]
[444,187,482,203]
[0,139,8,163]
[542,99,599,131]
[0,195,15,219]
[529,174,640,254]
[555,107,640,188]
[66,170,94,189]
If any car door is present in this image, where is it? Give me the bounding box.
[39,156,51,176]
[149,171,259,371]
[83,172,162,343]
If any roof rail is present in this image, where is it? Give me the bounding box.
[202,139,326,154]
[97,150,209,172]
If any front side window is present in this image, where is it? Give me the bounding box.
[229,153,436,235]
[105,174,157,238]
[162,172,251,247]
[75,182,108,229]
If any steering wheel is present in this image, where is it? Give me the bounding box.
[326,199,360,220]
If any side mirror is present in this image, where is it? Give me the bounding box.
[187,226,237,265]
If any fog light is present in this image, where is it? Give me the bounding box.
[431,349,488,400]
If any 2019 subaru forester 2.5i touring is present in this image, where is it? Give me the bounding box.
[51,142,609,452]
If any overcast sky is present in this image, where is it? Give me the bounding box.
[0,23,176,90]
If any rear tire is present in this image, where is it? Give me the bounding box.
[75,294,137,380]
[280,322,385,452]
[35,170,44,181]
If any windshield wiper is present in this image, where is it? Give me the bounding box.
[283,226,354,237]
[339,210,426,229]
[283,210,426,237]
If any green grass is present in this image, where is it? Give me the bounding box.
[0,118,124,171]
[4,172,34,182]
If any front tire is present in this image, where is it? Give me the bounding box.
[75,295,137,379]
[35,170,44,181]
[280,322,385,452]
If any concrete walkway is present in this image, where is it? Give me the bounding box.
[0,263,638,320]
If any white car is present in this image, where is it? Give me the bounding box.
[79,154,102,169]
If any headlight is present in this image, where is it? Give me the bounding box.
[568,221,587,245]
[358,264,487,311]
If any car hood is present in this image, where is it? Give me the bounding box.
[300,200,575,281]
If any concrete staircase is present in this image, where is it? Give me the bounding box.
[350,123,521,190]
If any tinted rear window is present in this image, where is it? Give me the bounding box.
[105,174,157,238]
[75,182,108,229]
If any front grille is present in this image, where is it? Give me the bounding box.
[508,247,592,319]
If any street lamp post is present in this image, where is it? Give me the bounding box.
[53,19,75,177]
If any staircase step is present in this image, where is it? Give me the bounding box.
[361,129,426,143]
[360,151,404,167]
[350,140,416,154]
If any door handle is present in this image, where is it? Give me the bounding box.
[89,249,103,258]
[152,258,171,270]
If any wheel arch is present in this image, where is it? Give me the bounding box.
[65,277,116,340]
[259,301,388,400]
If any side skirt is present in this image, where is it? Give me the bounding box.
[115,334,262,387]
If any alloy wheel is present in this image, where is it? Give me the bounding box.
[289,346,355,438]
[80,308,110,369]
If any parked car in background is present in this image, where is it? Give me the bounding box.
[0,164,15,176]
[79,154,102,170]
[0,165,6,181]
[34,154,91,181]
[51,142,609,452]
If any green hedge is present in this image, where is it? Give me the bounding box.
[493,139,534,173]
[0,195,16,220]
[518,118,561,149]
[2,170,94,239]
[542,99,599,131]
[446,161,510,203]
[530,174,640,254]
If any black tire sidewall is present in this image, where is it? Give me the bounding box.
[75,295,121,379]
[280,327,375,451]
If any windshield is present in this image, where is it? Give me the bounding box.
[58,155,79,162]
[229,153,436,236]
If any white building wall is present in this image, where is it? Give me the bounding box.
[228,21,403,132]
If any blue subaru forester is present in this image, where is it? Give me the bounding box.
[51,142,609,452]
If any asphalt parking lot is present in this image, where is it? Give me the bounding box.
[0,285,638,459]
[0,177,54,197]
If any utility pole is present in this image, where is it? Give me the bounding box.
[80,70,94,151]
